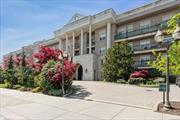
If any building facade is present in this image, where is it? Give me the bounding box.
[4,0,180,81]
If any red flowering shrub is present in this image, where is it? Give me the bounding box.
[41,60,76,94]
[33,46,62,72]
[130,70,149,78]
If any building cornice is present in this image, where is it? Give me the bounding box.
[116,0,180,23]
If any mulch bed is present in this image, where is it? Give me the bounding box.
[157,101,180,116]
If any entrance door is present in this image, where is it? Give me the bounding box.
[78,65,83,80]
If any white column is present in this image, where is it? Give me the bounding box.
[107,22,111,49]
[72,32,75,56]
[80,29,83,55]
[65,34,68,51]
[58,38,61,50]
[89,25,92,54]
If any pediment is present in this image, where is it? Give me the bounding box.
[68,13,85,23]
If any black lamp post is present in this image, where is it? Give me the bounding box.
[154,23,180,109]
[58,51,68,96]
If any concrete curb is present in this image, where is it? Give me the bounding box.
[152,100,162,112]
[82,97,152,110]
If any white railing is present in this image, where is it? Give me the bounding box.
[92,8,115,20]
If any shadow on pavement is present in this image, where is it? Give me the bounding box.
[66,85,92,99]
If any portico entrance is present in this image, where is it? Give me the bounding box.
[76,64,83,80]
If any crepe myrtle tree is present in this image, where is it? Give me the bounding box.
[32,46,63,72]
[31,46,76,95]
[102,42,133,82]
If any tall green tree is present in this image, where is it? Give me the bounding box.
[3,55,17,87]
[8,55,13,70]
[102,42,133,82]
[21,47,26,67]
[149,13,180,75]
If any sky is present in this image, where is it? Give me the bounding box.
[0,0,153,63]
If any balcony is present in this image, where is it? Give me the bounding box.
[133,43,161,51]
[114,20,168,41]
[133,59,155,68]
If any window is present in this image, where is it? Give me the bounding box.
[91,47,95,53]
[140,55,150,65]
[140,20,150,29]
[99,30,106,41]
[127,25,133,32]
[117,27,126,37]
[99,47,106,55]
[140,39,150,50]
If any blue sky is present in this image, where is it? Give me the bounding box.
[0,0,152,62]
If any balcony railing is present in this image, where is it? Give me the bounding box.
[114,20,168,40]
[133,43,161,51]
[133,59,155,67]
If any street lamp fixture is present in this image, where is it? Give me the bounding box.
[172,24,180,41]
[154,30,164,43]
[154,24,180,110]
[58,51,68,96]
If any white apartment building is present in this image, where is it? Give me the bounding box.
[4,0,180,81]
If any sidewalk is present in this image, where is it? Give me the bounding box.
[0,88,180,120]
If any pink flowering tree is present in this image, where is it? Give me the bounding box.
[33,46,76,94]
[32,46,62,72]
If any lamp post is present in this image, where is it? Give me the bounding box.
[58,51,68,96]
[154,23,180,109]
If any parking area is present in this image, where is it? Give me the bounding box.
[71,81,180,109]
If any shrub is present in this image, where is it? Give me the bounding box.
[12,85,21,89]
[146,81,155,85]
[117,79,127,84]
[40,60,75,95]
[148,69,161,78]
[3,70,17,88]
[154,77,165,83]
[14,67,35,88]
[130,70,149,79]
[31,87,42,93]
[48,89,62,96]
[34,73,43,87]
[0,83,9,88]
[19,86,27,91]
[128,77,146,85]
[102,42,133,82]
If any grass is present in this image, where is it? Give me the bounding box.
[0,83,7,88]
[138,83,159,88]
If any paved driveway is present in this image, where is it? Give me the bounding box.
[71,81,180,109]
[0,88,180,120]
